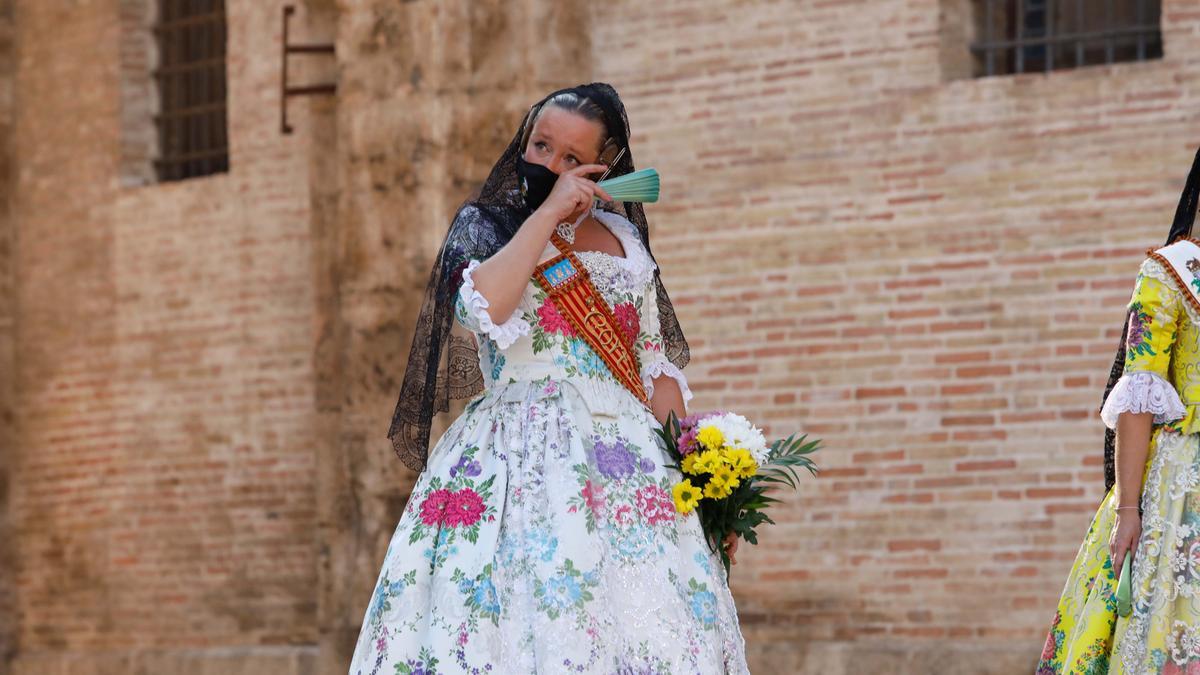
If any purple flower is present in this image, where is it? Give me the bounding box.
[594,439,636,480]
[639,457,655,474]
[678,427,700,456]
[680,410,723,429]
[450,455,482,478]
[1129,314,1146,344]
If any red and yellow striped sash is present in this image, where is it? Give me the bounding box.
[533,231,650,407]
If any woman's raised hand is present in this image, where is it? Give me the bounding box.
[538,164,615,224]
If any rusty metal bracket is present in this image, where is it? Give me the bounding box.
[281,5,336,134]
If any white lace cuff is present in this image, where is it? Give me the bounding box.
[642,356,693,404]
[1100,371,1186,429]
[458,259,531,349]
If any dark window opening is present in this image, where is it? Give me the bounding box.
[154,0,228,181]
[971,0,1162,77]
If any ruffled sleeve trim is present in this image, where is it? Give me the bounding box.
[1100,370,1186,430]
[642,355,693,405]
[458,259,531,349]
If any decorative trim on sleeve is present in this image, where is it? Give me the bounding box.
[459,259,531,349]
[642,355,693,404]
[1100,370,1186,430]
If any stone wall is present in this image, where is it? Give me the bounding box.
[314,0,593,670]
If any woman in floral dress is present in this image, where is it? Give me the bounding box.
[349,83,749,674]
[1038,147,1200,674]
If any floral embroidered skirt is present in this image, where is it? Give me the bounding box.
[1039,429,1200,674]
[348,375,749,675]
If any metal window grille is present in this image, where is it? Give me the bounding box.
[153,0,228,181]
[971,0,1162,77]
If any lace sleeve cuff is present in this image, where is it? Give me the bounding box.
[642,356,693,405]
[1100,371,1186,430]
[457,259,531,349]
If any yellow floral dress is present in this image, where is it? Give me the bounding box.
[1039,255,1200,674]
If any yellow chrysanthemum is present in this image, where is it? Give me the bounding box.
[681,453,701,475]
[696,425,725,452]
[725,448,758,478]
[673,480,702,514]
[692,449,721,475]
[703,477,733,500]
[738,460,758,479]
[711,463,737,486]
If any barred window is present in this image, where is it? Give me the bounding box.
[153,0,228,181]
[971,0,1162,77]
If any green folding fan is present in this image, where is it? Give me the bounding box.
[1116,554,1132,617]
[597,168,660,203]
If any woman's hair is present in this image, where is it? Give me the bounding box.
[521,91,621,165]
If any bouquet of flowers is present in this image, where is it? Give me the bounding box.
[655,410,820,578]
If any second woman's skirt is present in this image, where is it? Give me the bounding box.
[1039,429,1200,674]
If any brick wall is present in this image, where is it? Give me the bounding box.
[0,0,13,667]
[9,1,321,673]
[591,0,1200,671]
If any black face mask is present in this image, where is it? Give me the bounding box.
[516,155,559,212]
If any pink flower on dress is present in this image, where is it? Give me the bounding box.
[636,484,675,525]
[537,301,577,337]
[613,302,640,347]
[581,479,607,519]
[613,503,634,527]
[1161,659,1200,675]
[444,488,486,528]
[419,488,454,526]
[1038,626,1058,663]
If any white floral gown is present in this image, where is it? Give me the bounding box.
[349,209,750,675]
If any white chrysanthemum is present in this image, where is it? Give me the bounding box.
[704,412,769,464]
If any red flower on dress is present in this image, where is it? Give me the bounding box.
[635,484,675,525]
[581,479,607,519]
[537,300,577,337]
[444,488,486,528]
[613,503,633,527]
[613,302,640,347]
[1038,623,1059,664]
[419,488,454,526]
[1162,657,1200,675]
